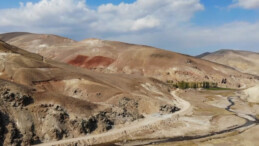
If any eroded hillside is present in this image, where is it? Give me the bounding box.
[0,33,257,89]
[1,34,259,146]
[0,40,182,145]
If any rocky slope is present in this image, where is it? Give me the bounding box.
[0,32,257,89]
[0,40,181,145]
[199,49,259,76]
[1,33,259,146]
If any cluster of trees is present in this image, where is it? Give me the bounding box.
[166,80,218,89]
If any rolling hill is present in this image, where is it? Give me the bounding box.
[0,40,182,145]
[0,32,257,89]
[199,49,259,76]
[1,33,259,146]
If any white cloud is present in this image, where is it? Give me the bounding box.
[107,21,259,55]
[0,0,204,33]
[131,16,160,31]
[0,0,259,55]
[230,0,259,9]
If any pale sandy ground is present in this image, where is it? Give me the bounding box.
[118,88,259,146]
[241,85,259,103]
[36,90,191,146]
[34,87,259,146]
[154,87,259,146]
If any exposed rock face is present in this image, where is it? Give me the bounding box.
[78,97,145,134]
[0,88,95,144]
[0,111,9,146]
[0,88,35,145]
[160,105,180,114]
[1,88,34,107]
[0,88,147,145]
[117,97,144,122]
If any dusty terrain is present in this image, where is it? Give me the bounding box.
[199,49,259,76]
[153,88,259,146]
[0,32,258,89]
[0,33,259,146]
[0,40,182,145]
[240,85,259,103]
[35,88,259,146]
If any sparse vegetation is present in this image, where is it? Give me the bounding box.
[166,80,218,89]
[167,80,233,90]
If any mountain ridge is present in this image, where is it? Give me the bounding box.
[200,49,259,76]
[0,32,257,89]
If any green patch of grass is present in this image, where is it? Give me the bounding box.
[167,81,218,89]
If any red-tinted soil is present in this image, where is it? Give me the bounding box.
[68,55,88,66]
[68,55,114,69]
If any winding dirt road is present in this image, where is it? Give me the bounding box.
[36,89,259,146]
[35,90,191,146]
[140,95,259,145]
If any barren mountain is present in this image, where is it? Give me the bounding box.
[199,49,259,76]
[0,40,183,145]
[1,33,259,146]
[0,32,257,89]
[0,32,75,54]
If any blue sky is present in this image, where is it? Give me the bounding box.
[194,0,258,26]
[0,0,136,8]
[0,0,259,55]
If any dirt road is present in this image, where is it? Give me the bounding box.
[35,90,191,146]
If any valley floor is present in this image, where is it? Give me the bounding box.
[36,87,259,146]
